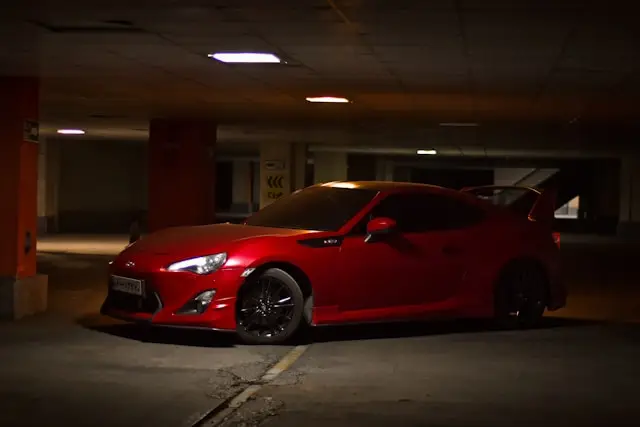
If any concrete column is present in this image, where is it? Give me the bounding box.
[590,161,619,226]
[375,157,395,181]
[313,151,348,184]
[291,143,307,191]
[147,119,217,232]
[231,159,252,210]
[0,77,48,320]
[618,156,640,237]
[260,142,292,209]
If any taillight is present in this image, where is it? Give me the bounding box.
[552,232,561,248]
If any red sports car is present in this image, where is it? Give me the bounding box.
[101,182,566,344]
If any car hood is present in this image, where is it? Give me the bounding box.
[122,223,312,258]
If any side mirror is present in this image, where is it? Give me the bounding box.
[365,217,397,243]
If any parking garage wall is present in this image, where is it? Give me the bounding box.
[57,140,147,233]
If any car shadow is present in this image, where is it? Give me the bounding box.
[77,313,604,348]
[77,315,236,348]
[301,316,603,344]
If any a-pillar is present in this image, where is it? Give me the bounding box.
[618,155,640,238]
[259,142,307,209]
[0,77,48,320]
[313,151,348,184]
[148,119,217,232]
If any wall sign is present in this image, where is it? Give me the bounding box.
[265,174,286,200]
[267,191,284,200]
[264,160,285,171]
[23,120,39,143]
[266,175,284,189]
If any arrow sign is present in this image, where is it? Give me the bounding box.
[267,175,284,189]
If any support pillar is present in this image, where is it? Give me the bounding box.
[313,152,348,184]
[618,156,640,238]
[375,157,395,181]
[148,119,217,232]
[0,77,48,320]
[291,143,307,191]
[231,159,252,213]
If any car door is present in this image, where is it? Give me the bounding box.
[405,193,487,305]
[338,192,482,312]
[340,193,472,311]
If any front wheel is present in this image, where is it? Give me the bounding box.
[236,268,305,345]
[494,263,548,329]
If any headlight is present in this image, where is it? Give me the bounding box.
[167,253,227,275]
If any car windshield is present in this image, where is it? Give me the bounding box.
[245,186,379,231]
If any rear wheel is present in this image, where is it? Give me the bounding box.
[494,262,548,328]
[236,268,304,345]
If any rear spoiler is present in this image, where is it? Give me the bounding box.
[461,185,557,228]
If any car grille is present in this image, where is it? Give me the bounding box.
[105,281,162,314]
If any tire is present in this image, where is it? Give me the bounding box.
[494,262,548,329]
[236,268,305,345]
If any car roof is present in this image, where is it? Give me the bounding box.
[320,180,462,195]
[318,180,495,210]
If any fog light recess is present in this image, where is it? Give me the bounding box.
[176,289,217,315]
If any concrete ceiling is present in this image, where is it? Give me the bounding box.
[1,0,639,147]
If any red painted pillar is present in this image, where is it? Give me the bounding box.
[0,77,48,320]
[147,119,217,232]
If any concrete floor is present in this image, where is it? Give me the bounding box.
[37,234,130,256]
[221,322,640,427]
[0,235,638,426]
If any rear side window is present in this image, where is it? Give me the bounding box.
[353,192,484,234]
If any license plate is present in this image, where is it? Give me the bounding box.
[111,275,144,296]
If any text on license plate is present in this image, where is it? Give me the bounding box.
[111,275,144,296]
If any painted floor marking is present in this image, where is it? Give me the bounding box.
[193,344,309,427]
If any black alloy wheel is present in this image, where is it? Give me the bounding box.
[495,262,548,329]
[236,268,305,345]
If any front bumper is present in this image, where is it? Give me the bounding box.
[100,267,246,331]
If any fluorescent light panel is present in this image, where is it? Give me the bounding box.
[57,129,85,135]
[305,96,350,103]
[208,52,281,63]
[417,149,437,155]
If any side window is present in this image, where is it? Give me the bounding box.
[366,193,484,233]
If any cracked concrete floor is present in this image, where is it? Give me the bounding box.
[215,240,640,427]
[0,253,293,427]
[217,321,640,427]
[2,239,640,427]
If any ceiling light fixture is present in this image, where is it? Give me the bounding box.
[439,122,478,127]
[305,96,350,103]
[417,149,437,155]
[208,52,281,63]
[57,129,86,135]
